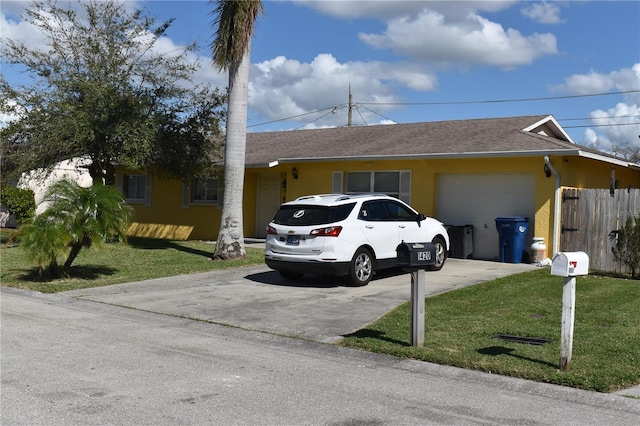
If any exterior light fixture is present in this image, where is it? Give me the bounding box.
[292,167,298,180]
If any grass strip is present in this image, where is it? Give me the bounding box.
[338,269,640,392]
[1,232,264,293]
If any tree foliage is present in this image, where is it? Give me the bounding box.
[210,0,264,260]
[18,179,132,278]
[611,214,640,278]
[1,0,226,184]
[0,186,36,223]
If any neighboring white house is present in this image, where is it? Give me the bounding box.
[18,157,93,214]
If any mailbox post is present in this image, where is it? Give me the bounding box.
[551,251,589,371]
[396,242,437,347]
[411,270,426,347]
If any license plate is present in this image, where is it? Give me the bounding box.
[286,236,300,246]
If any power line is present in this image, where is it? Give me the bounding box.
[293,109,337,130]
[562,122,640,129]
[559,114,639,122]
[247,105,342,129]
[247,90,640,129]
[357,105,396,124]
[358,90,640,106]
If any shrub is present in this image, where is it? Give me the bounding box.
[18,180,132,278]
[611,214,640,278]
[0,186,36,224]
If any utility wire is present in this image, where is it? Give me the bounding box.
[560,114,639,121]
[247,90,640,129]
[354,105,368,126]
[293,109,338,130]
[247,105,343,129]
[357,104,397,124]
[563,122,640,129]
[357,90,640,106]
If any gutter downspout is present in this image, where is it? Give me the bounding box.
[544,156,560,255]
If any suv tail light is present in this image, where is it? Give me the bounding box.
[310,226,342,237]
[267,225,277,235]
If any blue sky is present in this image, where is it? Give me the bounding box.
[2,1,639,154]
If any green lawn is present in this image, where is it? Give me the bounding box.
[2,229,638,392]
[0,229,264,293]
[338,268,640,393]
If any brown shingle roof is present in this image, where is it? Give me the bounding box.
[243,115,586,167]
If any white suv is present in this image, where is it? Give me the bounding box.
[265,194,450,286]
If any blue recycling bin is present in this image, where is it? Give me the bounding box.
[495,217,529,263]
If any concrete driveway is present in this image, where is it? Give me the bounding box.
[65,259,536,344]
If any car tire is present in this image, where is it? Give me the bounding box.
[427,236,447,271]
[347,247,374,286]
[278,270,304,281]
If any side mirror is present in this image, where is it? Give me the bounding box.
[417,213,426,225]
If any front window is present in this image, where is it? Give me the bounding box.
[346,171,400,198]
[192,177,218,203]
[124,175,146,201]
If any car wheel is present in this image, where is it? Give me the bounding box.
[278,270,304,281]
[427,236,447,271]
[347,247,374,286]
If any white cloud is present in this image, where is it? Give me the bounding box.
[359,10,557,68]
[297,1,556,68]
[1,11,49,53]
[587,103,640,152]
[552,70,615,95]
[248,53,435,128]
[550,64,640,97]
[521,1,565,24]
[297,0,517,20]
[561,64,640,153]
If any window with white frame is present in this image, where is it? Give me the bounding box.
[346,171,404,198]
[124,174,146,202]
[116,171,152,206]
[191,176,219,203]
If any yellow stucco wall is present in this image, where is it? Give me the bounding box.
[116,171,215,240]
[556,156,640,189]
[117,155,640,258]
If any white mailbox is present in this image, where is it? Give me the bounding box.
[551,251,589,277]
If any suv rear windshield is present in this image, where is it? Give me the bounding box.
[272,203,356,226]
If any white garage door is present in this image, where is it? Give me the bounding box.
[437,174,535,260]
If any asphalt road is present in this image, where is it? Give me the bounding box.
[2,259,639,425]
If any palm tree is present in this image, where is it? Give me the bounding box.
[210,0,264,260]
[19,179,132,278]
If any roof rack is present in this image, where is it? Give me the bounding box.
[295,194,344,201]
[294,193,393,202]
[335,193,390,201]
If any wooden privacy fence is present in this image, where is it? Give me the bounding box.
[560,188,640,274]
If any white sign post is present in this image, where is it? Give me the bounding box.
[560,275,576,371]
[410,269,426,347]
[551,251,589,371]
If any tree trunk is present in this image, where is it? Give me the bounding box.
[48,260,60,279]
[63,242,84,272]
[88,159,116,186]
[212,48,250,260]
[63,235,91,271]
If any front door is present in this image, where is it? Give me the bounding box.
[256,173,282,238]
